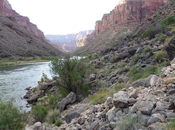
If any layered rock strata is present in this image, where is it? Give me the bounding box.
[0,0,46,40]
[94,0,168,37]
[76,32,94,47]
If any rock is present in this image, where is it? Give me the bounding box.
[147,113,163,126]
[136,100,155,115]
[106,107,119,121]
[27,95,40,104]
[167,89,175,95]
[131,75,152,87]
[57,92,76,110]
[150,75,159,87]
[164,77,175,84]
[64,109,81,123]
[90,74,96,81]
[148,122,164,130]
[38,81,55,90]
[112,91,129,108]
[137,111,150,126]
[77,33,93,47]
[129,89,138,99]
[94,0,167,37]
[104,97,113,106]
[128,98,137,106]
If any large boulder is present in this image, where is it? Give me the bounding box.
[57,92,76,110]
[112,91,129,108]
[131,75,153,87]
[64,108,81,123]
[38,81,56,90]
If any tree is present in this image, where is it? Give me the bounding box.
[50,54,92,97]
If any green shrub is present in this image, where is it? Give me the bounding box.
[112,43,118,47]
[165,120,175,130]
[161,16,175,27]
[31,105,48,122]
[117,113,141,130]
[143,46,153,54]
[41,72,48,82]
[114,83,129,92]
[143,66,157,78]
[47,91,59,110]
[50,54,93,98]
[46,109,61,124]
[132,54,144,65]
[154,50,168,59]
[55,119,62,127]
[89,91,111,105]
[118,61,127,68]
[0,99,26,130]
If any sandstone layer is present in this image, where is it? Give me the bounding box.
[76,32,94,47]
[94,0,168,37]
[0,0,46,40]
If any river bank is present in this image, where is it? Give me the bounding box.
[0,57,56,66]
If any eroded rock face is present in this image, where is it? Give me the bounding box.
[76,32,94,47]
[0,0,46,41]
[94,0,168,37]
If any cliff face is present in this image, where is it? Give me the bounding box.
[45,30,93,52]
[0,0,46,40]
[94,0,168,37]
[76,32,94,47]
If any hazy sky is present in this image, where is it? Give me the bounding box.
[8,0,120,35]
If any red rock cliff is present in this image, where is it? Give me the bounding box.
[0,0,46,40]
[94,0,169,37]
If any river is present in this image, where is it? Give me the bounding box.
[0,62,52,111]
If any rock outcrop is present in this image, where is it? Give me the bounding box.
[0,0,46,41]
[45,30,93,52]
[94,0,168,37]
[76,32,94,47]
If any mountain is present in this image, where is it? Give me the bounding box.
[76,32,94,47]
[0,0,47,41]
[72,0,169,55]
[45,30,93,52]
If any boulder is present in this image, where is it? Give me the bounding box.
[165,36,175,60]
[150,75,159,87]
[129,89,138,99]
[131,75,152,87]
[147,113,163,126]
[64,108,81,123]
[90,74,96,81]
[164,77,175,84]
[38,81,55,90]
[112,91,129,108]
[57,92,76,110]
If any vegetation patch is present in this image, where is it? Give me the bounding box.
[132,54,144,65]
[0,99,26,130]
[114,83,130,92]
[154,50,168,60]
[165,120,175,130]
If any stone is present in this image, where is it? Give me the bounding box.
[136,100,155,115]
[165,36,175,60]
[147,113,163,126]
[148,122,164,130]
[131,75,152,87]
[104,97,113,106]
[113,91,129,108]
[57,92,76,110]
[137,111,150,126]
[64,109,81,123]
[128,98,137,106]
[150,75,159,87]
[38,81,55,90]
[129,89,138,99]
[164,77,175,84]
[90,74,96,81]
[167,89,175,95]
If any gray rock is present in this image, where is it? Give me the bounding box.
[137,111,150,126]
[167,89,175,95]
[129,89,138,99]
[90,74,96,81]
[57,92,76,110]
[104,97,113,106]
[128,98,137,106]
[38,81,55,90]
[136,100,155,115]
[148,123,164,130]
[113,91,129,108]
[147,114,163,126]
[150,75,159,87]
[64,108,81,123]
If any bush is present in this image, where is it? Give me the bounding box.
[89,91,111,105]
[46,109,61,124]
[132,54,144,64]
[55,119,62,127]
[165,120,175,130]
[0,99,26,130]
[142,25,161,39]
[117,113,141,130]
[50,54,92,97]
[47,91,59,110]
[143,46,153,54]
[161,16,175,27]
[31,105,48,122]
[118,61,127,68]
[154,50,168,59]
[112,43,118,47]
[41,72,48,82]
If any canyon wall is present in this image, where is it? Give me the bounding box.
[94,0,168,37]
[0,0,46,40]
[76,32,94,47]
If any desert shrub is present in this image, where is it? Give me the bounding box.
[112,43,118,47]
[0,99,26,130]
[118,61,127,68]
[142,66,157,78]
[50,54,93,98]
[46,109,61,125]
[132,54,144,65]
[155,33,166,41]
[102,68,111,78]
[89,91,111,105]
[31,105,48,122]
[117,113,141,130]
[143,46,153,54]
[114,83,130,92]
[161,16,175,27]
[154,50,168,59]
[47,91,59,110]
[55,119,62,127]
[142,25,161,39]
[41,72,48,82]
[165,120,175,130]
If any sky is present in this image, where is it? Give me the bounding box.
[8,0,120,35]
